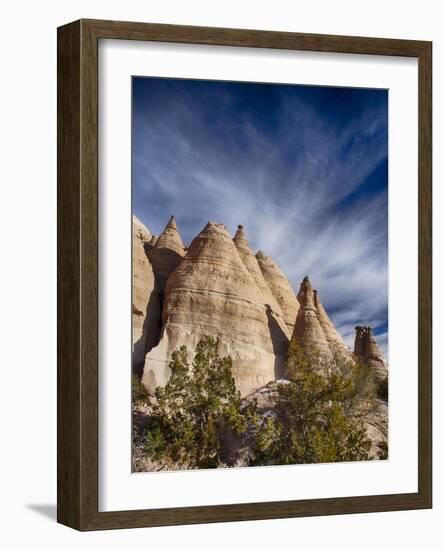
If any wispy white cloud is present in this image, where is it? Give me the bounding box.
[133,79,388,356]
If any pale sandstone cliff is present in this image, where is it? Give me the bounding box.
[132,216,162,374]
[233,226,288,327]
[143,221,284,396]
[233,225,291,346]
[255,250,300,332]
[135,216,388,400]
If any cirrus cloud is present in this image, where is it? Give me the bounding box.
[133,78,388,355]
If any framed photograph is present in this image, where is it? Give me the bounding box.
[57,19,432,530]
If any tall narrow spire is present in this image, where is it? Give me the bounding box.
[155,215,185,252]
[166,214,177,230]
[233,224,249,249]
[297,276,317,312]
[291,275,332,362]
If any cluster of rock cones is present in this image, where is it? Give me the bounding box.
[133,215,388,397]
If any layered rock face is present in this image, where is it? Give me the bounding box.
[132,216,162,374]
[147,215,186,295]
[143,221,283,396]
[354,326,388,382]
[313,290,350,357]
[135,215,387,398]
[291,276,333,363]
[364,400,388,458]
[233,225,291,341]
[255,250,300,332]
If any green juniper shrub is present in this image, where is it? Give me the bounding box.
[141,336,382,470]
[250,340,374,465]
[377,439,389,460]
[144,337,251,469]
[132,373,150,405]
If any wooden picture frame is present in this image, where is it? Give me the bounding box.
[57,19,432,530]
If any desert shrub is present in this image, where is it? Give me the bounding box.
[377,439,389,460]
[250,340,374,465]
[141,337,378,470]
[132,373,150,405]
[144,337,251,469]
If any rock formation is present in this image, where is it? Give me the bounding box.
[143,221,285,396]
[255,250,300,332]
[291,276,333,363]
[133,214,389,465]
[364,400,388,458]
[354,326,388,383]
[133,214,151,243]
[313,289,350,357]
[134,214,388,401]
[147,215,186,295]
[132,216,162,374]
[233,225,291,341]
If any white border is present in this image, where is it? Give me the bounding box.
[98,39,418,512]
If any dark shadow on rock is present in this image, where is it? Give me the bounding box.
[132,245,184,379]
[143,241,155,254]
[133,287,163,378]
[265,304,289,379]
[148,247,183,294]
[26,504,57,522]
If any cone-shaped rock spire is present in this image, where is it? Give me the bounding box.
[132,216,162,374]
[291,276,332,362]
[148,215,186,294]
[143,221,282,396]
[233,225,291,343]
[233,224,249,248]
[255,250,300,332]
[155,215,185,251]
[354,326,388,382]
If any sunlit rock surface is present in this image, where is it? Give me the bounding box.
[143,221,283,396]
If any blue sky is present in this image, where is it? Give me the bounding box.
[132,77,388,355]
